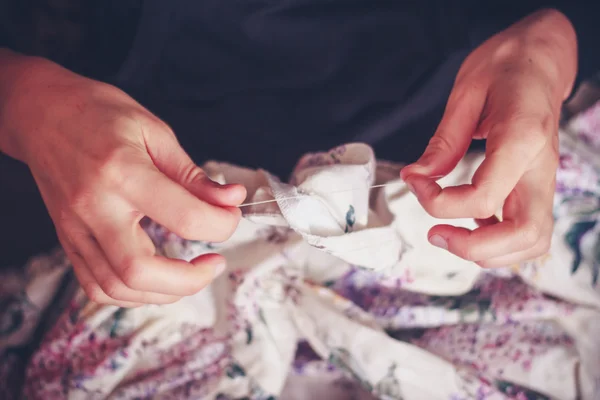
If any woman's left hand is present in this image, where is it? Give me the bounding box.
[401,9,578,268]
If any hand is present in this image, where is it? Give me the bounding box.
[5,60,246,307]
[400,9,577,268]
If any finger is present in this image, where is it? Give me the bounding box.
[112,252,226,296]
[407,117,550,219]
[87,199,226,296]
[188,175,247,207]
[71,253,143,308]
[427,188,552,262]
[59,232,143,308]
[69,230,181,304]
[475,242,551,269]
[401,80,487,180]
[428,220,550,264]
[143,126,246,206]
[123,164,241,242]
[114,251,226,295]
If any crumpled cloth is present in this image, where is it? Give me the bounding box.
[2,102,600,399]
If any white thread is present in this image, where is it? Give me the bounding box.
[238,183,394,208]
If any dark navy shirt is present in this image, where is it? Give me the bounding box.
[1,0,597,175]
[0,0,598,265]
[111,0,597,176]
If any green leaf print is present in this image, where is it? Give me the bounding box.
[429,289,495,323]
[375,363,403,400]
[565,220,596,274]
[495,380,549,400]
[328,347,373,392]
[344,205,356,233]
[565,219,599,286]
[225,362,246,379]
[323,279,336,287]
[215,395,250,400]
[109,308,126,338]
[245,325,253,345]
[592,233,600,285]
[258,308,267,326]
[219,365,276,400]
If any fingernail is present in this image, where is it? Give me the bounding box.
[205,177,224,187]
[207,179,241,192]
[214,262,226,277]
[429,234,448,250]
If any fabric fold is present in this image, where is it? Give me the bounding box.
[3,107,600,399]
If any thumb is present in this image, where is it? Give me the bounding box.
[401,83,487,181]
[144,125,246,207]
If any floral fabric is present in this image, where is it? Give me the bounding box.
[1,102,600,400]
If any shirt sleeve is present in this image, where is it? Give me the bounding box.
[466,1,600,96]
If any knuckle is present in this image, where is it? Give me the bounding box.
[450,79,482,100]
[547,136,560,167]
[473,189,500,219]
[523,125,547,150]
[507,116,551,151]
[67,153,132,211]
[66,187,96,214]
[423,198,445,219]
[536,235,552,255]
[173,211,199,239]
[477,260,501,269]
[61,230,89,252]
[160,122,176,138]
[520,222,543,248]
[417,188,445,218]
[98,276,124,299]
[83,284,105,303]
[141,113,174,136]
[543,239,552,254]
[119,257,145,289]
[427,135,454,154]
[180,165,206,187]
[104,112,143,136]
[56,209,77,231]
[160,296,183,305]
[457,244,477,262]
[117,302,139,309]
[97,150,135,190]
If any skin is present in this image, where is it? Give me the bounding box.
[401,9,577,268]
[0,9,578,306]
[0,55,246,307]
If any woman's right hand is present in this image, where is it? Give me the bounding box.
[0,52,246,307]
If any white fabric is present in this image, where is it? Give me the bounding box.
[5,102,600,399]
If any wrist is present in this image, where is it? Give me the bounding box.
[0,49,67,161]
